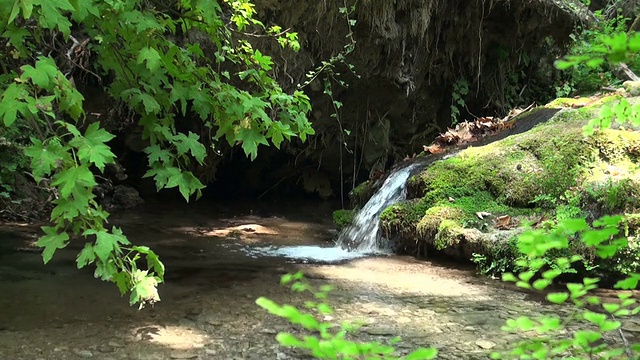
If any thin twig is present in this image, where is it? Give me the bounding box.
[611,314,634,359]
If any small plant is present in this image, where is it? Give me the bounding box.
[332,209,355,230]
[256,272,438,359]
[494,216,640,359]
[450,79,469,125]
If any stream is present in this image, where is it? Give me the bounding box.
[0,198,637,360]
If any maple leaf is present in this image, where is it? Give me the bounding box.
[137,47,163,73]
[237,127,269,160]
[51,165,97,199]
[164,170,205,202]
[74,122,116,172]
[76,243,96,269]
[25,138,68,181]
[172,132,207,164]
[37,226,70,264]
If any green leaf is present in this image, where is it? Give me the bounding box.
[164,170,205,202]
[546,292,569,304]
[51,165,97,199]
[75,122,116,172]
[76,243,96,269]
[276,332,302,347]
[20,57,59,89]
[132,92,161,114]
[137,47,163,73]
[37,226,69,263]
[172,132,207,164]
[532,278,551,290]
[129,271,159,306]
[237,127,269,160]
[24,138,68,181]
[0,83,29,126]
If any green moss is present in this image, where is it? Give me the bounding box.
[379,199,429,236]
[386,105,640,279]
[332,209,355,230]
[433,219,465,250]
[417,206,465,239]
[349,180,374,207]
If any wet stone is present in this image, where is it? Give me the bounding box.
[169,351,199,359]
[73,349,94,357]
[363,326,396,336]
[475,339,497,349]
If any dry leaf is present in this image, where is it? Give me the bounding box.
[496,215,511,229]
[448,197,456,202]
[476,211,492,220]
[423,144,445,154]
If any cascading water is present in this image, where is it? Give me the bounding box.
[336,163,419,253]
[235,163,419,262]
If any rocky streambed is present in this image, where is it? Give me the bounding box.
[0,200,638,359]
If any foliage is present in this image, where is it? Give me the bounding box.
[450,79,469,125]
[332,209,355,230]
[491,25,640,359]
[0,0,314,306]
[554,12,630,97]
[256,271,438,360]
[300,1,358,207]
[494,216,640,359]
[556,30,640,135]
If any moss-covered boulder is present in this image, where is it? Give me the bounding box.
[380,104,640,277]
[332,209,355,230]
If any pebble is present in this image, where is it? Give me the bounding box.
[363,326,395,336]
[475,339,497,349]
[73,349,94,357]
[169,351,199,359]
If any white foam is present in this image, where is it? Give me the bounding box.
[238,245,370,262]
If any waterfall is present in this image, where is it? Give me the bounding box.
[337,163,419,253]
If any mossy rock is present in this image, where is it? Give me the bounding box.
[349,180,375,207]
[380,106,640,277]
[332,209,355,230]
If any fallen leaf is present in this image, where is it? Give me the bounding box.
[448,197,456,202]
[476,211,492,220]
[423,144,445,154]
[496,215,511,229]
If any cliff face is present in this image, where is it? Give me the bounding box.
[90,1,584,199]
[227,0,584,198]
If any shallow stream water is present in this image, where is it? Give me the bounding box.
[0,199,637,359]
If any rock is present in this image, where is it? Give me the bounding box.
[73,349,94,357]
[260,328,278,335]
[363,326,396,336]
[475,339,496,349]
[109,185,144,210]
[97,344,115,353]
[169,351,199,359]
[623,81,640,96]
[107,341,124,348]
[622,324,640,333]
[205,319,223,326]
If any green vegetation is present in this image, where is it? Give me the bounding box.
[495,216,640,359]
[332,209,355,230]
[349,180,374,207]
[256,271,438,360]
[554,12,633,97]
[0,0,314,306]
[385,109,640,276]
